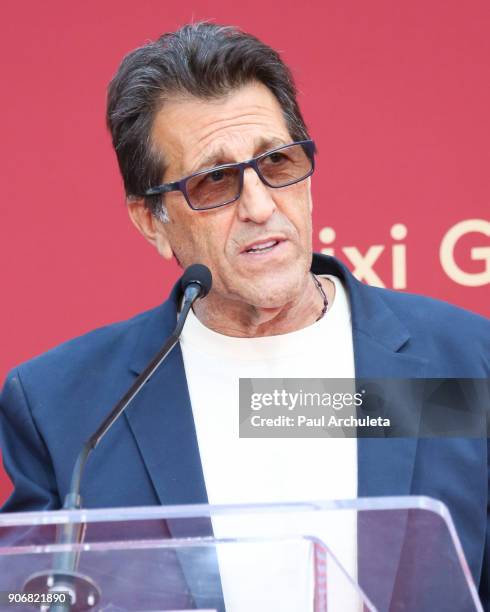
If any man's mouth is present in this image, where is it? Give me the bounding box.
[245,239,279,254]
[241,237,285,255]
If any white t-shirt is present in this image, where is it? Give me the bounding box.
[180,275,358,611]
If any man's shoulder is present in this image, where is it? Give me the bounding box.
[369,284,489,373]
[8,304,164,387]
[373,284,489,331]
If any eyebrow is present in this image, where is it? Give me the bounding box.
[188,136,289,175]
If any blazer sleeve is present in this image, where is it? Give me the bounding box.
[0,368,61,512]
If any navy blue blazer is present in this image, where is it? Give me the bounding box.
[1,254,489,607]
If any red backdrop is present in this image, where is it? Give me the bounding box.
[1,0,489,504]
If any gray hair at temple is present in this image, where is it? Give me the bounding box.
[106,22,310,222]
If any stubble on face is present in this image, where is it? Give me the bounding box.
[149,82,329,336]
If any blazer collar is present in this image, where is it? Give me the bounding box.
[130,253,415,375]
[129,281,182,377]
[312,253,410,352]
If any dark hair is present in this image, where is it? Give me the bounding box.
[106,22,309,216]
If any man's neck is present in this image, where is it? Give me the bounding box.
[192,275,335,338]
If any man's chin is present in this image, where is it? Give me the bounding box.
[239,278,306,311]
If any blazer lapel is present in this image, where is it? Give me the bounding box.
[124,282,208,507]
[123,283,224,609]
[313,254,429,610]
[313,253,428,496]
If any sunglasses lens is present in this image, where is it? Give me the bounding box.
[257,143,313,187]
[186,167,241,210]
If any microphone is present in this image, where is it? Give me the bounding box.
[24,264,212,611]
[181,263,212,298]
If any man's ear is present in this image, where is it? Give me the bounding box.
[127,199,174,260]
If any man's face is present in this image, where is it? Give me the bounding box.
[147,81,313,310]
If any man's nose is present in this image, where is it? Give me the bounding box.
[236,167,277,223]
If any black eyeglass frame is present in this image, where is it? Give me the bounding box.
[144,139,316,211]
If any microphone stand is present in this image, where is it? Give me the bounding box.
[23,274,210,611]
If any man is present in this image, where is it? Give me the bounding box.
[0,22,489,608]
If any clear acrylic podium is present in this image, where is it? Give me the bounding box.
[0,496,483,611]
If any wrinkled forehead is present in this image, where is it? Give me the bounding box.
[150,81,293,178]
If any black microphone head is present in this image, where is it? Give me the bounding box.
[181,264,213,298]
